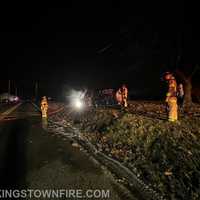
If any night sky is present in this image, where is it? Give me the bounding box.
[0,2,199,99]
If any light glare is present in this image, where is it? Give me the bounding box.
[74,99,83,109]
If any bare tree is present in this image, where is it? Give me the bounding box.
[175,65,200,112]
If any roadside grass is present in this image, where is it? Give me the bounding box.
[70,103,200,200]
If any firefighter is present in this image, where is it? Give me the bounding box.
[177,83,184,108]
[116,88,123,105]
[41,96,48,118]
[164,72,178,122]
[122,84,128,107]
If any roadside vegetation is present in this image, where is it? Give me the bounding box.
[70,102,200,200]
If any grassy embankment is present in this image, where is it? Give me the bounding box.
[71,102,200,200]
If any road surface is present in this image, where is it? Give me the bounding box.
[0,103,17,114]
[0,102,132,200]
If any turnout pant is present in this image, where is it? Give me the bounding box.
[168,97,178,122]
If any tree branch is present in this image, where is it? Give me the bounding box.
[189,64,200,79]
[175,69,188,82]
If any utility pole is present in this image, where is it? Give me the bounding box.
[35,81,38,101]
[15,87,17,96]
[8,80,11,99]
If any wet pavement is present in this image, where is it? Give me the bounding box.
[0,103,15,113]
[0,102,125,199]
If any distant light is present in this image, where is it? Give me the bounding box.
[74,98,84,109]
[14,97,19,101]
[9,96,19,102]
[67,89,86,111]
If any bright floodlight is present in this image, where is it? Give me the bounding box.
[67,89,86,111]
[74,98,83,109]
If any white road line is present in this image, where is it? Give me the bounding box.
[0,103,22,120]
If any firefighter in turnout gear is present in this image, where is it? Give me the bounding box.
[122,84,128,107]
[164,72,178,122]
[41,96,48,118]
[116,88,123,105]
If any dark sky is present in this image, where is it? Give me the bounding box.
[0,2,199,98]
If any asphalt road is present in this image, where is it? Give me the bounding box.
[0,103,16,113]
[0,102,126,200]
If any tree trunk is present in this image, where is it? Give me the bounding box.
[183,78,192,112]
